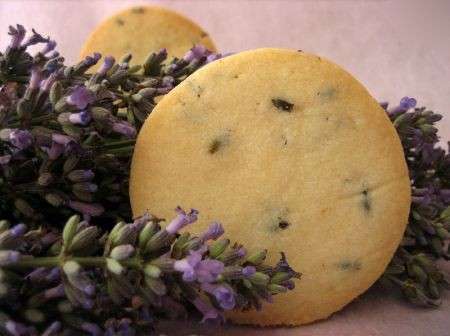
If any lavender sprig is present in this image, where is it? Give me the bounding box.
[378,98,450,306]
[0,25,221,227]
[0,208,299,335]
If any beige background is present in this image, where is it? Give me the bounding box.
[0,0,449,335]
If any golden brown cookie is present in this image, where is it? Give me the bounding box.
[130,48,411,325]
[80,6,216,67]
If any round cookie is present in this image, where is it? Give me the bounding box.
[80,6,216,67]
[130,49,411,325]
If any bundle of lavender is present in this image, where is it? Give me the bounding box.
[0,24,449,334]
[0,208,299,335]
[0,26,299,335]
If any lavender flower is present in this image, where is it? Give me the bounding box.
[68,201,104,217]
[7,24,26,49]
[165,207,199,234]
[40,72,57,92]
[202,283,236,310]
[111,120,137,138]
[67,169,95,183]
[22,29,49,48]
[183,45,209,63]
[242,265,256,277]
[66,86,95,110]
[98,56,115,76]
[42,321,61,336]
[199,222,224,242]
[40,40,57,55]
[5,320,31,336]
[29,68,43,90]
[0,250,21,266]
[1,129,33,150]
[68,110,91,125]
[81,322,102,336]
[174,247,224,283]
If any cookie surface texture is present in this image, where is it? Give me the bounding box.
[80,6,216,66]
[130,48,411,325]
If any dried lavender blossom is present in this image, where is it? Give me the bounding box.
[378,98,450,306]
[0,208,299,335]
[0,25,221,227]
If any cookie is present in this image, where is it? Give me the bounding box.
[80,6,216,68]
[129,49,411,325]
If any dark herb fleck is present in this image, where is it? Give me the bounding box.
[131,7,145,14]
[201,31,208,38]
[209,139,222,154]
[272,98,294,112]
[361,189,371,213]
[339,260,362,271]
[278,220,290,230]
[116,18,125,26]
[317,87,336,100]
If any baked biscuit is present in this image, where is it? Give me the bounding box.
[130,48,411,325]
[80,6,216,67]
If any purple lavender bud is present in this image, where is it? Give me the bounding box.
[202,283,236,310]
[67,169,95,182]
[45,268,61,283]
[242,265,256,277]
[162,76,175,87]
[283,280,296,290]
[26,267,48,282]
[81,322,103,336]
[191,297,221,322]
[44,284,65,299]
[69,110,91,125]
[68,201,105,217]
[0,154,11,165]
[42,321,62,336]
[183,45,209,62]
[66,86,95,110]
[196,259,224,283]
[200,222,224,242]
[51,133,74,146]
[5,320,30,336]
[174,249,201,282]
[10,223,26,237]
[399,96,417,110]
[0,250,21,266]
[9,129,33,150]
[111,121,137,138]
[174,246,224,283]
[98,56,115,76]
[40,40,57,55]
[81,53,102,69]
[43,142,64,160]
[206,53,222,63]
[40,73,57,92]
[237,247,247,258]
[8,24,26,49]
[29,68,43,90]
[22,28,49,47]
[166,207,199,234]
